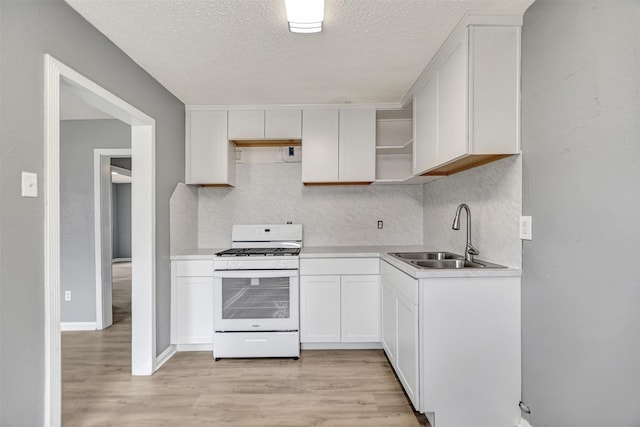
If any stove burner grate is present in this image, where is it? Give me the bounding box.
[215,247,301,257]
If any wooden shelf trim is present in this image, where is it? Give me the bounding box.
[303,181,373,186]
[232,139,302,147]
[421,154,515,177]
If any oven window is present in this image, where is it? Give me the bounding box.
[221,277,290,320]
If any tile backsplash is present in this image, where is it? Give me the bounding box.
[423,155,522,268]
[170,183,198,253]
[198,163,424,248]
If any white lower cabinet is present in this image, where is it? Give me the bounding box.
[171,260,214,349]
[396,293,419,407]
[340,275,381,342]
[380,260,420,410]
[381,259,521,426]
[300,257,380,347]
[380,279,396,364]
[299,275,341,342]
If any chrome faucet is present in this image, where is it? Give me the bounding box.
[452,203,479,262]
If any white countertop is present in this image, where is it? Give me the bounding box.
[171,245,521,279]
[300,245,430,258]
[170,248,224,260]
[379,252,521,279]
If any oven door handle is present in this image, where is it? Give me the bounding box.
[213,269,298,279]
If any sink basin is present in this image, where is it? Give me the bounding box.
[390,251,463,261]
[412,259,506,269]
[388,252,506,269]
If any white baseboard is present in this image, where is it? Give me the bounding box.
[112,258,132,263]
[519,417,533,427]
[155,345,177,371]
[301,342,383,350]
[176,343,214,352]
[61,322,97,331]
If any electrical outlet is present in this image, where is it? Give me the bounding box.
[520,216,532,240]
[64,290,72,301]
[377,220,383,230]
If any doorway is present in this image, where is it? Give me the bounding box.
[94,150,133,330]
[44,55,157,427]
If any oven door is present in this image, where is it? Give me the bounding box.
[213,269,299,332]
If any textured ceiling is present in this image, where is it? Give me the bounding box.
[64,0,533,106]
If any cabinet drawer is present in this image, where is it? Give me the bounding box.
[300,258,379,275]
[174,260,214,277]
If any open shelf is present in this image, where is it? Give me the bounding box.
[376,138,413,155]
[375,116,414,183]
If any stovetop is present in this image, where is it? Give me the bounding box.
[215,247,301,257]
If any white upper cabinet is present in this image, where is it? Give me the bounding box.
[339,109,376,182]
[265,109,302,139]
[412,17,521,177]
[185,110,235,186]
[302,109,339,182]
[228,110,264,140]
[228,109,302,141]
[413,77,437,175]
[436,38,468,166]
[302,108,376,184]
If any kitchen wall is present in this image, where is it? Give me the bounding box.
[423,155,522,268]
[521,1,640,425]
[60,119,130,323]
[0,1,185,425]
[198,162,424,248]
[170,183,199,254]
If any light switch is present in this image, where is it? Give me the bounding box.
[520,216,532,240]
[21,172,38,198]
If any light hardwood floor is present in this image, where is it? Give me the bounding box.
[62,262,428,426]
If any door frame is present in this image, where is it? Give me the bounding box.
[44,55,157,427]
[94,149,132,331]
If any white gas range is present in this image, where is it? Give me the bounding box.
[212,224,302,360]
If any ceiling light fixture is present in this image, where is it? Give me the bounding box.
[285,0,324,34]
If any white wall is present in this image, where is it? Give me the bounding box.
[422,155,522,267]
[521,1,640,425]
[198,163,424,248]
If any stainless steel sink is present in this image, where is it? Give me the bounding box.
[388,252,506,269]
[389,251,463,261]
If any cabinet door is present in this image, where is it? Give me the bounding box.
[396,294,419,410]
[339,109,376,182]
[265,109,302,139]
[300,275,341,342]
[228,110,265,139]
[174,276,214,344]
[340,275,381,342]
[437,37,468,165]
[381,279,397,364]
[302,109,339,183]
[413,75,438,175]
[185,110,235,185]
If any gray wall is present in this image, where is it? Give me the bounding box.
[112,183,132,259]
[60,119,130,323]
[521,1,640,425]
[0,1,185,425]
[423,155,522,268]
